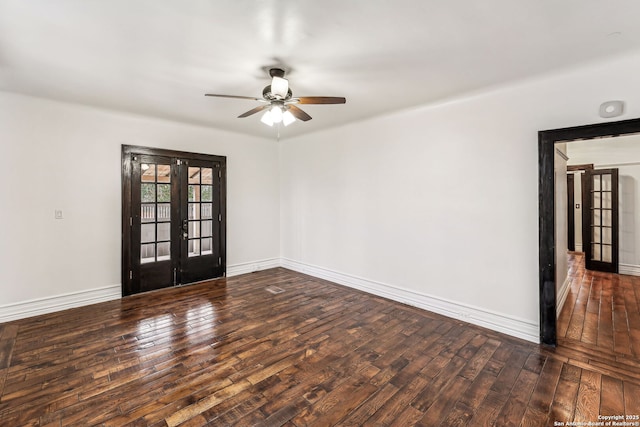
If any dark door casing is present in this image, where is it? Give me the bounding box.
[122,145,226,296]
[539,118,640,346]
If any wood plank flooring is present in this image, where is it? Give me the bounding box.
[558,252,640,358]
[0,267,639,426]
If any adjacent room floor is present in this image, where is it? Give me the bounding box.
[0,267,639,426]
[558,252,640,358]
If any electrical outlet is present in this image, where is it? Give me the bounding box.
[55,209,63,219]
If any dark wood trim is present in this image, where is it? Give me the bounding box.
[219,162,227,275]
[122,145,227,163]
[567,173,575,252]
[538,118,640,346]
[121,145,227,296]
[567,164,594,172]
[121,147,133,296]
[581,170,590,267]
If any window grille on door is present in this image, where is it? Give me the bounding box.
[583,168,618,273]
[140,163,172,264]
[187,166,214,257]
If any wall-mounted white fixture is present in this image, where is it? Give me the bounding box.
[599,100,624,118]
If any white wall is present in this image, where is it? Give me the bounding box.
[567,134,640,275]
[279,50,640,342]
[0,91,280,309]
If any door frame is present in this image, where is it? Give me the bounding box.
[538,117,640,346]
[566,164,594,252]
[121,145,227,296]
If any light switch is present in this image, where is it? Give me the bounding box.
[55,209,63,219]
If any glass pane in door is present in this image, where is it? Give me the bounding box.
[201,203,212,219]
[141,244,155,264]
[189,239,200,257]
[140,162,171,263]
[186,166,215,258]
[157,242,171,261]
[141,204,155,222]
[201,168,213,185]
[201,237,212,255]
[157,165,171,183]
[189,167,200,184]
[590,171,614,263]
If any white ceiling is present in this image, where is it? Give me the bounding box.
[1,0,640,140]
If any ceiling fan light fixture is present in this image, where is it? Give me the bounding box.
[205,67,345,130]
[282,110,296,126]
[260,110,274,126]
[271,105,283,123]
[271,76,289,99]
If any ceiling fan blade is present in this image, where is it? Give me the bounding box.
[238,104,270,118]
[205,94,263,101]
[288,105,312,122]
[296,96,346,105]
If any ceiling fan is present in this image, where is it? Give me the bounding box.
[205,68,346,127]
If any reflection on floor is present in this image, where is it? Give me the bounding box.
[558,251,640,358]
[0,266,639,424]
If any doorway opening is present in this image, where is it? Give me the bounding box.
[538,118,640,346]
[121,145,226,296]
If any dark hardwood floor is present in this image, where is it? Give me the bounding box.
[558,252,640,359]
[0,267,639,426]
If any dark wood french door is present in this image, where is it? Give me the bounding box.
[122,146,226,296]
[582,168,618,273]
[567,173,575,252]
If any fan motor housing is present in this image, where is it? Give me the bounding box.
[269,68,286,78]
[263,85,293,101]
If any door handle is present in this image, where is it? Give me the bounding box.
[182,220,189,240]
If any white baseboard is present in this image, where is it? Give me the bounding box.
[280,258,539,343]
[0,285,121,323]
[556,276,572,318]
[0,257,281,323]
[227,258,281,277]
[1,257,542,345]
[619,263,640,277]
